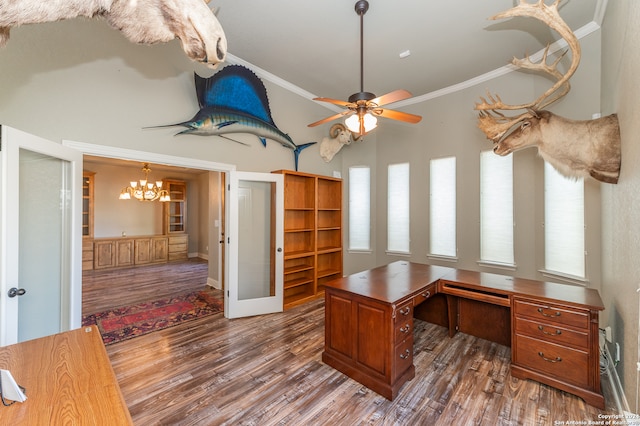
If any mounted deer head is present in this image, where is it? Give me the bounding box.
[0,0,227,68]
[475,0,621,184]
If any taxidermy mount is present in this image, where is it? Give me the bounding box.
[150,65,316,171]
[474,0,621,184]
[0,0,227,67]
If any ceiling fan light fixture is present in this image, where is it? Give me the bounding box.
[345,112,377,134]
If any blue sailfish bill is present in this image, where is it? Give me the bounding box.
[150,65,315,171]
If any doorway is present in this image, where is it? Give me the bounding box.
[63,140,232,318]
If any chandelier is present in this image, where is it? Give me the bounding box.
[119,163,170,202]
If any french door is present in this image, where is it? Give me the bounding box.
[0,125,82,345]
[226,171,283,318]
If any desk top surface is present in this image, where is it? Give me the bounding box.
[325,261,604,310]
[0,326,132,425]
[324,261,455,303]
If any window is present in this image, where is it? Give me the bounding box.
[544,162,585,278]
[429,157,456,258]
[387,163,410,253]
[480,151,514,265]
[348,166,370,251]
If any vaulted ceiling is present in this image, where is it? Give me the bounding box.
[213,0,601,110]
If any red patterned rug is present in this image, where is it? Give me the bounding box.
[82,290,223,345]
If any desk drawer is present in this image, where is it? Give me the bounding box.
[395,319,413,343]
[394,300,413,324]
[514,316,588,349]
[394,338,413,378]
[513,298,588,329]
[514,334,589,388]
[412,284,435,307]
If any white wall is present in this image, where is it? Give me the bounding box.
[341,33,603,288]
[0,19,335,176]
[601,0,640,411]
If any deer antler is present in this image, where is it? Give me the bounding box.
[475,0,581,141]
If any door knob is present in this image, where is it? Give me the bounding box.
[8,287,26,298]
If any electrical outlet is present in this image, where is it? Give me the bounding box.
[605,326,613,343]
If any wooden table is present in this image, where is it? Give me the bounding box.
[323,261,605,408]
[0,326,132,425]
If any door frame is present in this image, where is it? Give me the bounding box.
[62,140,236,309]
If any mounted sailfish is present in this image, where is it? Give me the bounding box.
[152,65,315,171]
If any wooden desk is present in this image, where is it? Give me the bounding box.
[0,326,132,425]
[323,261,605,408]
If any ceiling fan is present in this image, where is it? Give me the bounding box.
[308,0,422,136]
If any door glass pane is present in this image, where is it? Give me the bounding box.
[238,180,274,300]
[18,148,71,341]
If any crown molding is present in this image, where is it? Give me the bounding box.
[226,19,601,112]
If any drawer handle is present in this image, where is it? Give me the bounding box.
[421,290,431,298]
[400,324,411,334]
[399,306,411,316]
[537,307,561,318]
[538,352,562,363]
[399,349,411,359]
[538,325,562,336]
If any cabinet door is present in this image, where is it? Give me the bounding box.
[116,240,134,267]
[134,238,152,265]
[94,241,116,269]
[151,237,169,262]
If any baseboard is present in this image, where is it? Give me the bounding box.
[207,277,220,290]
[189,252,208,259]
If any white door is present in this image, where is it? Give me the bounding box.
[226,171,283,318]
[0,126,82,345]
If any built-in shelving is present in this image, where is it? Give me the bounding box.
[273,170,343,308]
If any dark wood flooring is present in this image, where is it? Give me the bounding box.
[83,260,617,425]
[82,258,213,314]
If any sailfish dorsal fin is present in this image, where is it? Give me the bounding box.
[194,65,275,126]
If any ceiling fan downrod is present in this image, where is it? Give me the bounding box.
[349,0,375,104]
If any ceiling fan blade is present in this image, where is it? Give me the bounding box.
[308,111,353,127]
[374,108,422,124]
[370,89,413,107]
[313,97,354,108]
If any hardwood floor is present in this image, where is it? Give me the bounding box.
[85,261,617,425]
[82,258,213,314]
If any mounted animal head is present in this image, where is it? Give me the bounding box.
[0,0,227,67]
[474,0,621,184]
[320,123,352,162]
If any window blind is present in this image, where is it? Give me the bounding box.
[348,166,371,250]
[387,163,410,253]
[429,157,456,257]
[544,162,585,278]
[480,151,514,265]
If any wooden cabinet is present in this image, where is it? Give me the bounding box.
[512,296,603,408]
[168,234,189,261]
[324,292,415,400]
[82,171,95,239]
[323,262,454,400]
[82,239,94,271]
[134,236,169,264]
[82,171,95,271]
[93,235,181,269]
[163,180,187,234]
[273,170,342,308]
